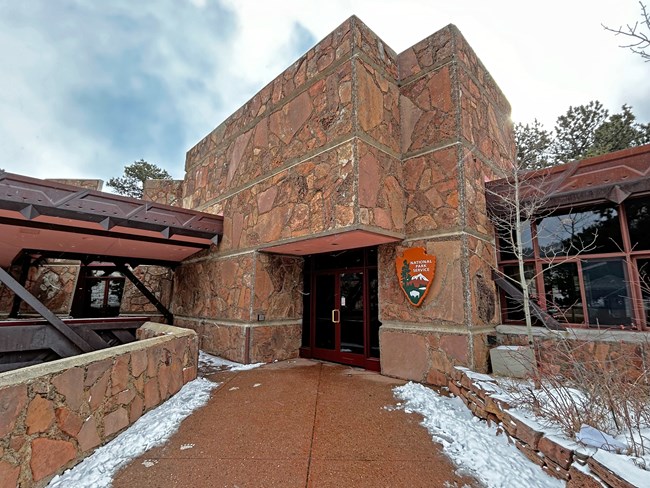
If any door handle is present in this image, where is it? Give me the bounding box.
[331,309,340,324]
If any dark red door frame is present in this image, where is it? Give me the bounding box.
[309,266,380,371]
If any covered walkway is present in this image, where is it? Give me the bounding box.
[112,359,479,488]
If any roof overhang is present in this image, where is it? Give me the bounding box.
[0,171,223,267]
[260,229,402,256]
[486,144,650,214]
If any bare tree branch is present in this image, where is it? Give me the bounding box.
[603,2,650,61]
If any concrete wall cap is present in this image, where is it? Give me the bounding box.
[496,324,650,344]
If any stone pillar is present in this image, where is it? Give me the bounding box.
[379,25,515,384]
[142,179,184,207]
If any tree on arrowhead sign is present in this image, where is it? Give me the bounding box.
[395,247,436,307]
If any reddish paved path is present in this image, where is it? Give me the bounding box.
[113,359,480,488]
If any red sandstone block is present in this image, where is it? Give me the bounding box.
[30,438,76,481]
[56,407,83,437]
[115,387,137,406]
[0,384,28,438]
[501,414,518,437]
[25,395,55,434]
[183,365,197,384]
[567,465,606,488]
[0,460,20,488]
[543,457,571,480]
[104,408,129,438]
[111,355,130,395]
[147,347,162,377]
[129,395,144,423]
[88,371,110,411]
[447,381,463,398]
[131,349,148,378]
[538,436,574,470]
[450,367,464,382]
[84,359,112,387]
[587,457,636,488]
[515,440,545,467]
[469,401,488,420]
[52,367,84,410]
[158,364,171,401]
[77,417,101,452]
[466,391,486,410]
[513,417,544,450]
[484,396,502,416]
[169,360,183,396]
[144,378,160,410]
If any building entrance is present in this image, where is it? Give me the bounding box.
[302,247,380,371]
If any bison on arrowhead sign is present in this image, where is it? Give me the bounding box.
[396,247,436,307]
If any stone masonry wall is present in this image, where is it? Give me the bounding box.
[448,367,638,487]
[0,262,80,317]
[378,24,514,383]
[173,17,515,378]
[0,323,198,488]
[119,265,174,318]
[142,179,183,207]
[174,17,409,363]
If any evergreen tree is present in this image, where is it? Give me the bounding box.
[516,102,650,169]
[107,159,172,199]
[514,120,553,170]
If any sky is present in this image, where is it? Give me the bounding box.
[0,0,648,182]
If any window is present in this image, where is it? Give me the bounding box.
[71,267,125,318]
[537,205,623,257]
[543,262,584,324]
[582,259,632,327]
[498,220,534,261]
[626,197,650,251]
[501,264,537,322]
[495,197,647,328]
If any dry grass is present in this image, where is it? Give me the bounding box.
[503,335,650,458]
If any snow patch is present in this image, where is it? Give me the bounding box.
[199,351,264,372]
[47,377,218,488]
[180,444,195,451]
[393,382,564,488]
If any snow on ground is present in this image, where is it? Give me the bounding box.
[199,351,264,373]
[47,377,218,488]
[47,352,262,488]
[393,382,565,488]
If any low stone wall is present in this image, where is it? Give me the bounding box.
[0,322,198,488]
[496,325,650,381]
[448,367,640,487]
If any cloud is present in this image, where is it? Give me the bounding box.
[0,0,648,184]
[0,0,239,180]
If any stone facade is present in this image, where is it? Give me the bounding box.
[171,17,514,382]
[0,262,79,317]
[0,323,198,488]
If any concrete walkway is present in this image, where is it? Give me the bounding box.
[113,359,480,488]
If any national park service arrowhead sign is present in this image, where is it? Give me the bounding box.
[396,247,436,307]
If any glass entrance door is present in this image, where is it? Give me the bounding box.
[311,267,379,370]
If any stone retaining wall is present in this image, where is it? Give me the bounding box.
[0,323,198,488]
[448,367,640,487]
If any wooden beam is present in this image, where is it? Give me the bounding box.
[115,264,174,324]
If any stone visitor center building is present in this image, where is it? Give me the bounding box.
[2,17,650,385]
